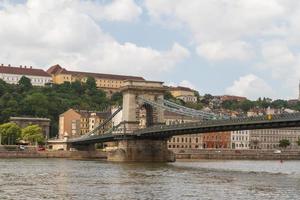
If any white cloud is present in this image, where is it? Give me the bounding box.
[256,41,300,98]
[225,74,275,100]
[178,80,197,90]
[0,0,189,78]
[196,41,253,61]
[144,0,291,61]
[165,80,199,92]
[77,0,142,22]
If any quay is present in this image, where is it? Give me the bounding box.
[1,145,300,161]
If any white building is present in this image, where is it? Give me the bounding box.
[231,130,250,149]
[250,129,300,150]
[0,64,52,86]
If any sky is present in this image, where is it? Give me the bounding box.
[0,0,300,100]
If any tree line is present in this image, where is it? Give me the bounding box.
[0,123,44,145]
[165,92,300,113]
[0,76,112,137]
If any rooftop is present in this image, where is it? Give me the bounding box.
[0,64,51,77]
[169,86,195,92]
[47,64,145,81]
[10,117,51,121]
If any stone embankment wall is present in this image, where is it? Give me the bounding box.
[0,146,107,159]
[173,149,300,160]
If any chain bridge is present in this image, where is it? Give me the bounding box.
[67,80,300,162]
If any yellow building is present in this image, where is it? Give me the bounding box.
[169,86,197,103]
[58,109,111,139]
[47,65,145,95]
[165,111,203,150]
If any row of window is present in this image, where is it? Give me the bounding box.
[1,76,50,83]
[62,75,123,84]
[252,136,300,142]
[232,136,248,141]
[169,137,201,143]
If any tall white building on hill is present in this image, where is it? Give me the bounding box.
[0,64,52,86]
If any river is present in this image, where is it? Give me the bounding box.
[0,159,300,200]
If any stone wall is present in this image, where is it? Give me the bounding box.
[174,149,300,160]
[0,147,106,159]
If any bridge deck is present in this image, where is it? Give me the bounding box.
[68,113,300,144]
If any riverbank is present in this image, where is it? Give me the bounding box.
[0,146,106,159]
[174,149,300,160]
[2,147,300,160]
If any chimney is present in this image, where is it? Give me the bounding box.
[1,64,3,67]
[30,66,32,69]
[8,64,11,67]
[24,66,26,69]
[20,65,22,68]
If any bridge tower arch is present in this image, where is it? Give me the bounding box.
[107,80,175,162]
[121,80,165,132]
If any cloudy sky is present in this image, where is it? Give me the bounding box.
[1,0,300,100]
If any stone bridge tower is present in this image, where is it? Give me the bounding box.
[121,80,165,132]
[107,80,175,162]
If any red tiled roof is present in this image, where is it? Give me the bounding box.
[46,64,62,74]
[0,65,51,77]
[47,64,145,81]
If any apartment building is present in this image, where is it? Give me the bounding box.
[165,111,203,150]
[249,129,300,150]
[202,131,231,149]
[169,86,197,103]
[58,109,110,139]
[231,130,250,149]
[0,64,52,86]
[47,65,145,95]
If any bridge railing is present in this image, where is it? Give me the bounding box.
[134,112,300,135]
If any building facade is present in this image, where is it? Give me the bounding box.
[249,129,300,150]
[10,117,51,139]
[0,64,52,86]
[58,109,111,139]
[47,65,145,95]
[169,86,197,103]
[165,111,203,150]
[202,131,231,149]
[231,130,250,149]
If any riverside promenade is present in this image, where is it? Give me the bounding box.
[1,145,300,160]
[174,149,300,160]
[0,145,106,159]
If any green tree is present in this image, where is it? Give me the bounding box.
[222,100,239,110]
[21,125,45,145]
[194,91,201,103]
[111,92,123,106]
[86,76,97,90]
[0,123,21,145]
[271,99,288,109]
[279,139,291,149]
[22,93,49,117]
[18,76,32,91]
[201,94,213,105]
[239,100,254,112]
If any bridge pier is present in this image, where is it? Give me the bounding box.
[107,139,175,162]
[69,143,96,151]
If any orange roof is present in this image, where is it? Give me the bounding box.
[47,64,145,81]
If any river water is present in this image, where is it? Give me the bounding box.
[0,159,300,200]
